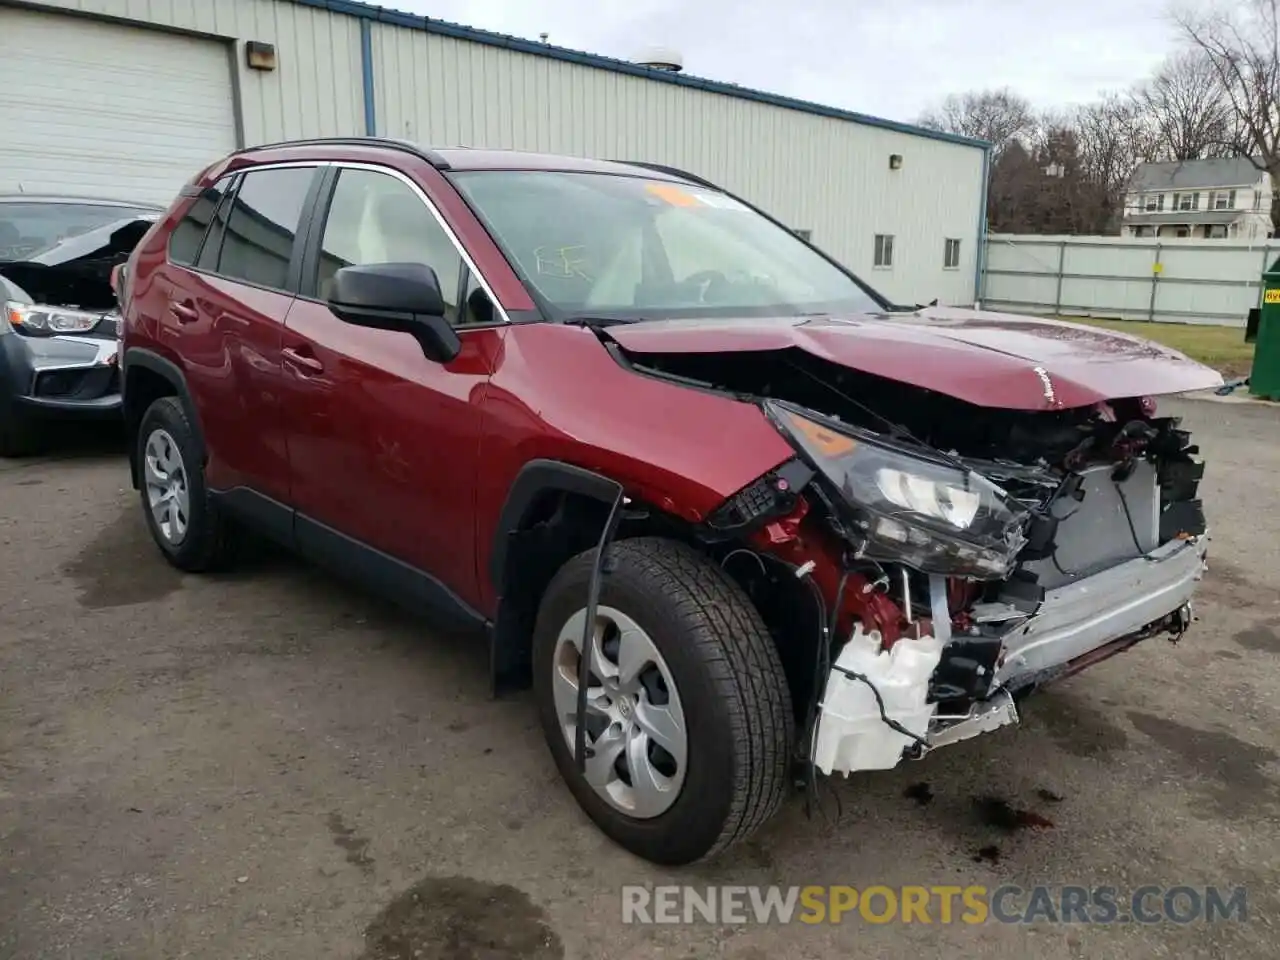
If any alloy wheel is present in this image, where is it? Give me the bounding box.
[143,428,191,545]
[551,605,689,819]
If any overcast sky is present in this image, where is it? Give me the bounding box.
[389,0,1207,123]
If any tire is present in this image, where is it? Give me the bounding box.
[532,536,794,865]
[136,396,239,572]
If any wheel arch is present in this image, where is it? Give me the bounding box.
[123,348,204,490]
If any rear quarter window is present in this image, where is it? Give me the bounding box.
[168,178,233,267]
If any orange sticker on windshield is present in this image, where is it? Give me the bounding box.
[785,412,857,457]
[646,183,701,207]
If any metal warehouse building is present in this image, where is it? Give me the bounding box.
[0,0,989,305]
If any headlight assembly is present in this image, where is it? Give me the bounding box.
[5,300,113,337]
[764,400,1029,578]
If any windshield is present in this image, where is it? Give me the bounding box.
[0,202,155,261]
[449,171,886,320]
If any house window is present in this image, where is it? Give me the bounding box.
[1174,192,1199,211]
[943,238,961,269]
[1207,224,1228,238]
[1211,190,1237,210]
[874,234,894,268]
[1143,193,1163,212]
[1175,226,1190,238]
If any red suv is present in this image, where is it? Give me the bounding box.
[120,137,1221,865]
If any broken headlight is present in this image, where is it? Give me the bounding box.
[764,400,1029,578]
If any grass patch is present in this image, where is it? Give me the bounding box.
[1061,317,1254,379]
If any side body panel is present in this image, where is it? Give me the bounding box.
[472,322,797,612]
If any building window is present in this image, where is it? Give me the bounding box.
[1255,190,1263,211]
[1143,193,1163,212]
[873,234,894,268]
[1207,224,1228,238]
[792,228,812,242]
[1210,190,1237,210]
[1174,192,1199,211]
[1133,225,1150,238]
[943,238,961,269]
[1175,226,1190,238]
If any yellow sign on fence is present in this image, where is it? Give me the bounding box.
[1265,289,1280,304]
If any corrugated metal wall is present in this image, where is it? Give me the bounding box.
[983,234,1276,325]
[16,0,984,305]
[20,0,366,146]
[371,24,984,306]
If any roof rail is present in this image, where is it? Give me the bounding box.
[232,136,454,170]
[617,161,721,190]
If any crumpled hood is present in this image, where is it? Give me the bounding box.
[605,306,1225,411]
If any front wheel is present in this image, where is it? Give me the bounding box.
[532,537,794,865]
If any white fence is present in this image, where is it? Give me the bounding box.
[980,234,1280,326]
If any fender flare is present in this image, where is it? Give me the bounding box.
[488,458,624,591]
[122,347,206,484]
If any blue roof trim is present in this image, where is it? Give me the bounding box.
[285,0,989,150]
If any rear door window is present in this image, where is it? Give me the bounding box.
[214,166,316,291]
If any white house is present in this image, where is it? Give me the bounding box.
[0,0,990,307]
[1123,157,1272,240]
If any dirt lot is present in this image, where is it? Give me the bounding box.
[1,398,1278,960]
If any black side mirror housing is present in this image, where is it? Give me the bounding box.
[327,262,462,364]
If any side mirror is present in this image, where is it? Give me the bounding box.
[327,262,462,364]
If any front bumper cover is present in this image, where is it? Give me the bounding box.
[0,331,120,416]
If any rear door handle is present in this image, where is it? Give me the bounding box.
[282,345,325,375]
[168,299,198,324]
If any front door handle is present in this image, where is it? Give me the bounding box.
[168,299,198,324]
[282,345,325,375]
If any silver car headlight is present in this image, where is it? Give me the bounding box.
[764,399,1030,579]
[5,300,113,336]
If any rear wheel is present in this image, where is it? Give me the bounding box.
[137,396,238,571]
[532,537,793,865]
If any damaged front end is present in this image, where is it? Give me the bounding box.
[682,358,1210,777]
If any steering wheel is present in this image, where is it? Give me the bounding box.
[681,269,730,304]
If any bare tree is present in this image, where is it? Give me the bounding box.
[1174,0,1280,231]
[1134,49,1235,160]
[917,88,1038,157]
[1075,95,1153,231]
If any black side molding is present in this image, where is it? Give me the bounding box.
[295,513,487,636]
[488,458,624,590]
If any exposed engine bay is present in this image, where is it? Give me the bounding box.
[614,342,1209,776]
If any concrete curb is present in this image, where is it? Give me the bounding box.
[1177,389,1276,406]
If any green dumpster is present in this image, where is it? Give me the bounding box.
[1251,255,1280,399]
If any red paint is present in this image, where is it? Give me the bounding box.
[607,308,1224,410]
[122,141,1221,629]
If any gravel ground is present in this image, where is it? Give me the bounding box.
[1,397,1278,959]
